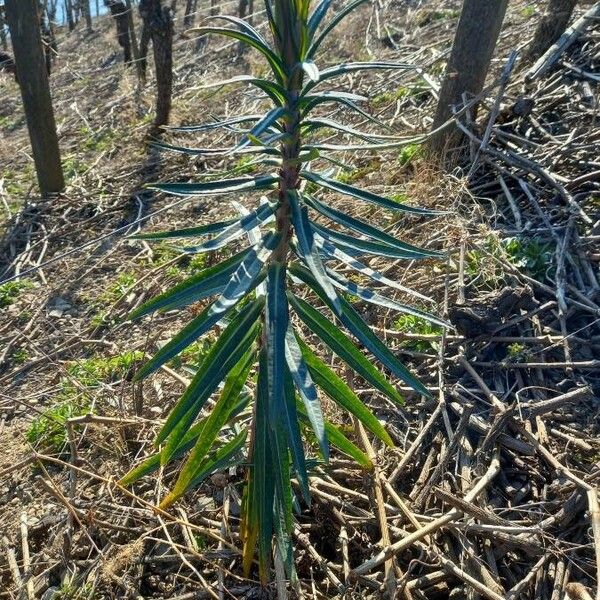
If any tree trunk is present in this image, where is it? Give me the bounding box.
[0,8,8,51]
[139,0,173,129]
[81,0,93,32]
[65,0,75,31]
[526,0,578,61]
[105,1,132,63]
[39,9,54,75]
[139,21,150,82]
[5,0,65,195]
[96,0,100,17]
[210,0,218,17]
[124,0,140,59]
[247,0,253,25]
[183,0,194,27]
[429,0,508,158]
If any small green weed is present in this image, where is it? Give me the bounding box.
[372,84,429,107]
[26,399,87,453]
[99,272,137,304]
[67,351,144,387]
[336,160,380,184]
[11,348,29,364]
[187,254,208,274]
[392,313,442,352]
[520,6,536,18]
[501,236,553,280]
[63,156,88,179]
[55,579,95,600]
[0,279,34,308]
[506,342,530,362]
[398,143,422,166]
[80,127,116,152]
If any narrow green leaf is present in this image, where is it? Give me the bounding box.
[208,231,280,317]
[323,420,372,467]
[158,320,259,464]
[187,429,247,490]
[285,326,327,460]
[288,290,404,405]
[303,117,395,142]
[305,61,413,92]
[282,368,310,504]
[156,298,264,446]
[151,140,281,157]
[197,75,286,106]
[180,203,276,253]
[307,0,332,37]
[294,265,430,397]
[127,249,248,320]
[192,26,286,84]
[130,219,238,241]
[134,299,224,380]
[288,190,341,314]
[305,194,441,257]
[313,223,434,260]
[207,14,272,46]
[238,107,288,149]
[168,348,255,500]
[301,170,435,215]
[300,91,388,127]
[327,269,448,328]
[159,430,248,507]
[297,337,393,446]
[307,0,369,58]
[119,393,250,486]
[167,114,263,133]
[316,236,434,304]
[148,174,278,197]
[296,403,372,467]
[254,347,275,583]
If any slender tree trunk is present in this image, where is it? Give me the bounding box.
[139,21,150,82]
[429,0,508,158]
[39,9,54,75]
[526,0,578,61]
[183,0,194,27]
[96,0,100,17]
[0,8,8,51]
[139,0,173,129]
[65,0,75,31]
[247,0,253,25]
[106,1,132,63]
[5,0,65,195]
[81,0,93,32]
[236,0,248,54]
[124,0,140,59]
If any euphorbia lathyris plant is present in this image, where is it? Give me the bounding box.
[120,0,445,582]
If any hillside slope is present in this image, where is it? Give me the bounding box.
[0,1,599,598]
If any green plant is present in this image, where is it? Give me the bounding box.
[11,348,29,364]
[506,342,529,362]
[502,236,553,280]
[119,0,444,582]
[0,279,34,308]
[520,6,536,18]
[398,142,422,166]
[67,351,144,387]
[99,272,137,304]
[393,313,442,352]
[26,399,87,453]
